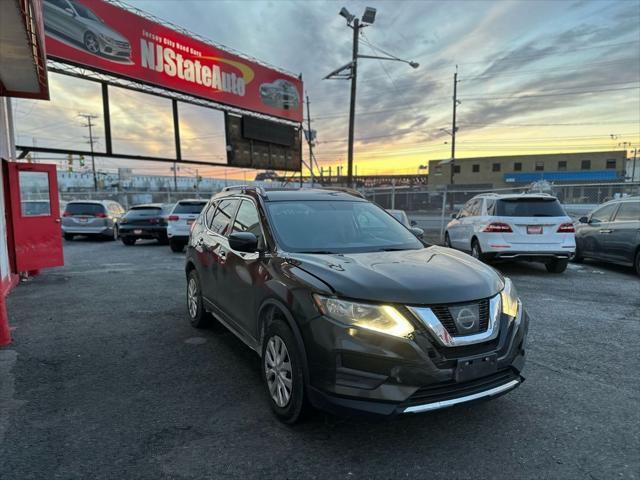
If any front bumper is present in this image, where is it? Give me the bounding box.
[302,307,529,417]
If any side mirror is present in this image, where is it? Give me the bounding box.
[410,220,417,227]
[228,232,258,253]
[578,216,589,224]
[64,7,75,16]
[410,227,424,239]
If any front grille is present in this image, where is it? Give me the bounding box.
[430,298,490,336]
[114,40,130,49]
[403,369,519,407]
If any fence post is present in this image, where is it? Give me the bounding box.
[440,190,447,244]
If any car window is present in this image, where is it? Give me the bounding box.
[613,201,640,222]
[48,0,69,9]
[469,199,481,217]
[232,200,262,239]
[70,1,102,21]
[204,202,217,226]
[266,200,423,254]
[485,199,495,215]
[590,203,618,223]
[173,201,207,214]
[65,203,105,216]
[209,199,238,236]
[496,198,565,217]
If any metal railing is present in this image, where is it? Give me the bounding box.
[363,181,640,244]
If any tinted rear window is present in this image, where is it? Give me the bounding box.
[173,202,207,214]
[494,198,565,217]
[126,206,162,217]
[65,203,105,215]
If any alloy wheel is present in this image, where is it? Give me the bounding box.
[264,335,293,408]
[85,33,99,53]
[187,278,198,318]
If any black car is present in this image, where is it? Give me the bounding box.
[119,203,173,245]
[574,196,640,275]
[185,187,528,423]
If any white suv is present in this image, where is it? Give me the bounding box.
[445,193,576,273]
[167,199,208,252]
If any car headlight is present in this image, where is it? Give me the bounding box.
[501,277,520,318]
[313,294,414,338]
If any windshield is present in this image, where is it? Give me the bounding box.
[266,200,423,254]
[126,206,163,217]
[494,198,566,217]
[71,1,102,22]
[173,202,206,214]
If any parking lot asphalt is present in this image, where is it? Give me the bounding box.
[1,238,639,479]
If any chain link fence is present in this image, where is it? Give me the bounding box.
[363,182,640,244]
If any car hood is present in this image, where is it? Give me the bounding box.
[287,246,504,305]
[88,21,129,43]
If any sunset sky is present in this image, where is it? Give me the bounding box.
[12,0,640,180]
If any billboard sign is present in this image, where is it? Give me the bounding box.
[226,115,302,171]
[42,0,303,122]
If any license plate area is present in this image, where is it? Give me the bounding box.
[527,225,543,234]
[79,217,88,223]
[187,219,195,225]
[134,229,142,235]
[455,354,498,382]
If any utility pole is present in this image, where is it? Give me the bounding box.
[306,94,315,188]
[450,67,459,187]
[79,113,99,191]
[346,17,360,189]
[172,163,178,192]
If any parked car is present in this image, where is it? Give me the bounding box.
[43,0,131,60]
[574,196,640,275]
[185,187,528,423]
[167,199,208,253]
[259,79,300,109]
[387,209,424,238]
[61,200,124,241]
[445,193,575,273]
[119,203,173,245]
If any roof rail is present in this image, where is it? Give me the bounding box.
[322,186,366,199]
[221,185,267,197]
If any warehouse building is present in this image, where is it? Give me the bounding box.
[428,150,628,189]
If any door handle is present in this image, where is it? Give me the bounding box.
[55,218,61,223]
[598,229,612,234]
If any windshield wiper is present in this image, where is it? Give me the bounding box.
[377,247,408,252]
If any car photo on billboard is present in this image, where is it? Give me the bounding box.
[259,79,300,110]
[43,0,132,62]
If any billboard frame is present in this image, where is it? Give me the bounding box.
[16,60,303,169]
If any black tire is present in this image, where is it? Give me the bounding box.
[170,239,184,253]
[121,236,136,246]
[471,239,485,262]
[186,269,211,328]
[635,250,640,276]
[262,318,306,424]
[104,225,118,241]
[572,248,584,263]
[63,233,74,241]
[444,232,452,248]
[546,258,569,273]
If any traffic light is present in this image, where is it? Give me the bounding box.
[79,155,85,167]
[67,153,73,172]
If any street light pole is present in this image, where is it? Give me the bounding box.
[325,7,418,189]
[347,18,360,188]
[450,69,458,187]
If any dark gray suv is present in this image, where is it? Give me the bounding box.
[185,187,528,423]
[574,196,640,275]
